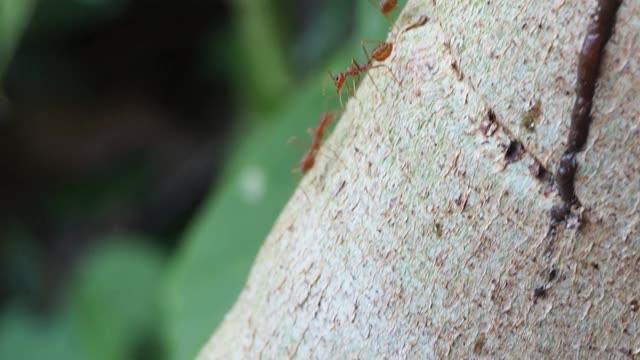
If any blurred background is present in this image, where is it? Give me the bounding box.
[0,0,397,359]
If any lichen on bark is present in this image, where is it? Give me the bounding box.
[199,0,640,358]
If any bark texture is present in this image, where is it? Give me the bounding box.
[200,0,639,358]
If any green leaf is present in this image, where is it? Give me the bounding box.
[356,0,392,43]
[0,304,86,360]
[25,0,128,38]
[231,0,293,110]
[0,237,165,360]
[68,237,165,360]
[0,0,36,78]
[0,224,41,296]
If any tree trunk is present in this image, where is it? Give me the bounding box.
[200,0,639,358]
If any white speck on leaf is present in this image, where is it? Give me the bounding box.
[239,165,266,204]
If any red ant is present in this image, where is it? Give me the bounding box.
[327,56,384,108]
[369,0,398,26]
[327,54,401,108]
[299,112,336,173]
[326,16,427,108]
[328,59,374,100]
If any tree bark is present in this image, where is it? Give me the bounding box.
[200,0,639,358]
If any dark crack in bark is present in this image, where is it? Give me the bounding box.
[551,0,623,222]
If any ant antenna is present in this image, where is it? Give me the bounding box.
[323,71,333,98]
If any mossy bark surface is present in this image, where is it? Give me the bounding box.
[200,0,640,358]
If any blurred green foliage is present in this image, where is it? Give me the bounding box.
[0,238,165,360]
[68,239,165,360]
[26,0,128,36]
[231,0,293,110]
[0,305,85,360]
[0,0,403,359]
[0,0,36,77]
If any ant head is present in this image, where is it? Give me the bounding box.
[332,72,346,91]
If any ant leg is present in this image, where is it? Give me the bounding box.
[290,175,311,202]
[349,74,364,105]
[384,14,394,28]
[361,40,387,62]
[351,76,358,96]
[343,77,356,103]
[315,143,346,170]
[321,92,332,111]
[298,186,311,203]
[287,136,303,146]
[361,41,373,64]
[367,74,384,101]
[370,64,402,87]
[350,75,366,112]
[322,72,331,98]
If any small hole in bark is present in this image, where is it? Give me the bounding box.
[487,109,496,122]
[529,160,549,180]
[504,140,524,164]
[550,204,570,224]
[479,109,498,136]
[533,285,547,300]
[433,222,443,238]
